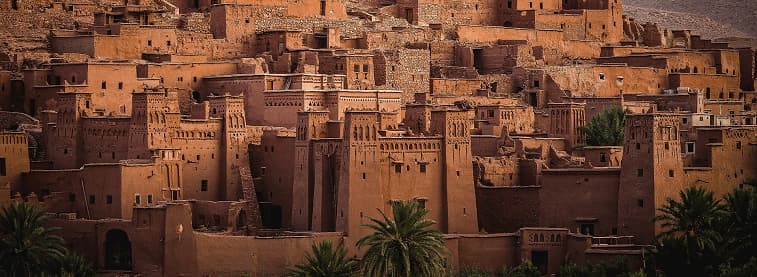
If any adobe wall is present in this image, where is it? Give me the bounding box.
[50,36,95,57]
[249,129,296,228]
[476,185,540,233]
[539,169,620,235]
[669,74,740,100]
[22,160,173,220]
[92,25,178,59]
[0,132,30,192]
[445,234,519,273]
[194,232,343,276]
[474,156,521,187]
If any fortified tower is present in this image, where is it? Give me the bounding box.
[338,110,380,242]
[209,94,248,200]
[49,91,91,169]
[547,103,586,149]
[430,108,479,234]
[617,113,684,243]
[292,110,330,231]
[127,89,179,160]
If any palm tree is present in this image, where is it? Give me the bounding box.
[357,200,447,277]
[655,186,723,250]
[290,240,359,277]
[0,202,66,277]
[654,186,724,276]
[721,185,757,263]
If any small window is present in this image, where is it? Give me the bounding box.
[362,173,366,179]
[534,80,540,88]
[686,142,695,153]
[245,19,250,24]
[148,194,154,204]
[456,171,461,176]
[599,73,605,80]
[637,168,643,177]
[101,81,107,89]
[107,195,113,204]
[395,164,402,173]
[363,64,369,73]
[599,153,607,162]
[197,155,200,160]
[635,143,640,150]
[664,142,669,150]
[736,141,742,149]
[669,170,674,177]
[118,82,123,89]
[166,40,171,47]
[135,194,141,204]
[0,158,5,176]
[637,199,644,207]
[201,180,208,191]
[89,195,95,204]
[354,64,360,72]
[171,191,178,201]
[147,40,152,46]
[69,193,76,202]
[487,110,495,117]
[420,164,427,173]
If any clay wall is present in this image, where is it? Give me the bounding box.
[175,120,224,200]
[539,169,620,235]
[145,62,239,94]
[249,129,296,228]
[445,234,519,273]
[80,117,131,163]
[431,79,481,96]
[669,74,741,100]
[474,156,521,187]
[50,35,96,57]
[194,232,343,276]
[583,146,622,167]
[0,132,30,192]
[22,160,172,220]
[92,25,178,59]
[476,186,540,233]
[544,65,665,98]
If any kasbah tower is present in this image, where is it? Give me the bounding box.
[0,0,755,275]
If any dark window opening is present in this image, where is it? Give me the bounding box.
[420,164,426,173]
[580,223,595,235]
[89,195,95,204]
[171,190,179,201]
[395,164,402,173]
[69,193,76,202]
[320,0,326,16]
[107,195,113,204]
[637,168,643,177]
[201,180,208,191]
[637,199,644,207]
[148,194,153,204]
[101,81,107,89]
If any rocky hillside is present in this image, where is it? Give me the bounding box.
[624,0,757,40]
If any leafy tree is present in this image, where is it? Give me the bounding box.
[290,240,359,277]
[357,200,448,277]
[0,202,66,277]
[653,187,725,276]
[501,261,540,277]
[578,106,625,146]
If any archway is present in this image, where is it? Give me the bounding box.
[503,21,513,27]
[104,229,132,270]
